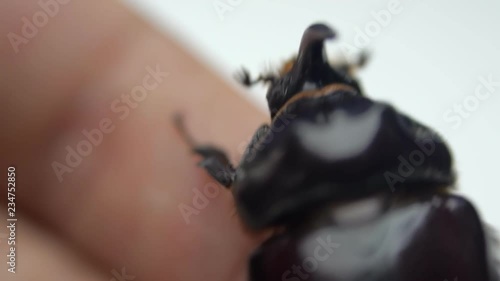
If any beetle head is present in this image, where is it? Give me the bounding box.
[267,23,358,118]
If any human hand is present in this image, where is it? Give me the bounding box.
[0,1,268,280]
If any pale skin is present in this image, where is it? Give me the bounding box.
[0,0,269,280]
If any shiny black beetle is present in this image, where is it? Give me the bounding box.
[176,23,499,281]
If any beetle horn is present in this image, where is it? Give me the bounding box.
[295,23,336,71]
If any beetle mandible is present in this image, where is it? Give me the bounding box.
[175,23,499,281]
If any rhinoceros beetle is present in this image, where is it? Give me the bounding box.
[175,23,499,281]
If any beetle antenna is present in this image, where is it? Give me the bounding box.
[235,68,276,87]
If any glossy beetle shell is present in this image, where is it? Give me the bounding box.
[233,89,455,229]
[250,194,497,281]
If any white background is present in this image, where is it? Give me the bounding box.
[123,0,500,231]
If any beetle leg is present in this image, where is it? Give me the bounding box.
[173,114,235,188]
[239,124,271,164]
[192,146,235,188]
